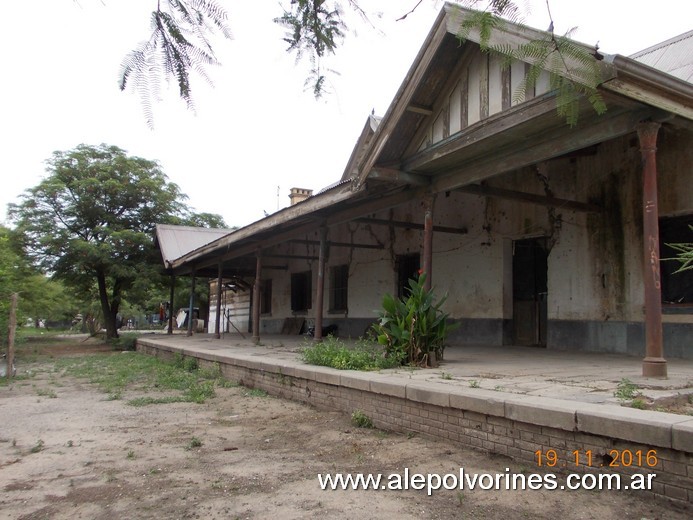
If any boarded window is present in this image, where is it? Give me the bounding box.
[291,271,312,312]
[660,215,693,305]
[329,264,349,312]
[260,279,272,314]
[396,253,420,299]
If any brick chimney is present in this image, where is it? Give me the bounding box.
[289,187,313,206]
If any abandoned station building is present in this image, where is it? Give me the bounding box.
[156,4,693,375]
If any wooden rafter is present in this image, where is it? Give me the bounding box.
[406,104,434,116]
[289,239,384,250]
[355,217,468,235]
[457,184,601,213]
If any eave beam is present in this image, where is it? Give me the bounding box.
[369,167,430,186]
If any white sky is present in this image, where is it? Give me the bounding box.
[1,1,691,228]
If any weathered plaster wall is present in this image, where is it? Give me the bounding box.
[247,127,691,355]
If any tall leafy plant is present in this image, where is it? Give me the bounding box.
[372,274,458,367]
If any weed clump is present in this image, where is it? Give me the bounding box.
[351,410,374,429]
[301,336,400,371]
[614,378,641,402]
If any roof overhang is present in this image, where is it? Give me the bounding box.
[352,3,693,190]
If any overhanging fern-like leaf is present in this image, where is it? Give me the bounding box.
[450,1,609,126]
[119,0,231,128]
[274,0,346,98]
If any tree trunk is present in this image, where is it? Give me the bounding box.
[96,271,118,339]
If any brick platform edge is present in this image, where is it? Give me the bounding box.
[136,339,693,503]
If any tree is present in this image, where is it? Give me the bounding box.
[0,225,78,344]
[8,144,225,339]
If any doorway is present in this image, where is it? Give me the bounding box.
[512,238,548,346]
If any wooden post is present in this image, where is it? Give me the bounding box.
[168,274,175,335]
[6,293,17,380]
[422,194,435,292]
[314,226,328,341]
[187,269,196,337]
[637,122,667,378]
[252,250,262,344]
[214,262,223,339]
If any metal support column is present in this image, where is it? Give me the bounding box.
[187,269,196,337]
[422,194,435,292]
[214,262,223,339]
[637,122,667,378]
[252,251,262,344]
[168,273,175,335]
[314,226,328,341]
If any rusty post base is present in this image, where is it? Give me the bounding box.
[252,335,260,345]
[642,357,667,378]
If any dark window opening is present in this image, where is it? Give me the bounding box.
[330,264,349,312]
[291,271,312,312]
[660,215,693,305]
[396,253,420,299]
[260,279,272,314]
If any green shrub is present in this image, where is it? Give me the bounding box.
[110,332,139,351]
[301,336,400,371]
[371,273,458,367]
[351,410,374,428]
[183,356,199,372]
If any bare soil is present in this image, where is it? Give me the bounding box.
[1,343,691,520]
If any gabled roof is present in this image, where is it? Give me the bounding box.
[155,224,235,266]
[164,4,693,276]
[631,30,693,83]
[352,3,693,189]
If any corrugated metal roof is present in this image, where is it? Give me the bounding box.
[155,224,234,266]
[631,30,693,83]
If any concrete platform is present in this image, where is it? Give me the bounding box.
[136,332,693,408]
[136,332,693,503]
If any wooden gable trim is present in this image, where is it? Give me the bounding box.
[444,4,616,86]
[353,10,450,190]
[431,106,658,193]
[404,44,477,158]
[404,92,559,172]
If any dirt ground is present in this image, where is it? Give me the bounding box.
[1,343,691,520]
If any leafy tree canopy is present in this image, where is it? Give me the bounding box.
[8,144,226,339]
[0,225,79,344]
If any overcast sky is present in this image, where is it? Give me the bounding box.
[1,1,691,228]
